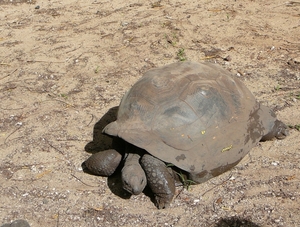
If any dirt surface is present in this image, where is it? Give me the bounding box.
[0,0,300,226]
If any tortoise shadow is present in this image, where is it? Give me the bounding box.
[215,217,260,227]
[82,106,130,199]
[106,170,132,199]
[84,106,119,154]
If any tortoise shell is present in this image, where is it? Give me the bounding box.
[103,61,276,182]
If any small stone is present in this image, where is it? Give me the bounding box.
[193,199,200,204]
[1,219,30,227]
[293,57,300,64]
[271,161,279,166]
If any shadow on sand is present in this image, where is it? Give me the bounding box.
[214,217,260,227]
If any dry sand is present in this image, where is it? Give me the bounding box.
[0,0,299,226]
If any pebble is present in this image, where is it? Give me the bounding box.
[0,219,30,227]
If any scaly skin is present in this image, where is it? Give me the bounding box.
[141,154,175,209]
[83,149,122,176]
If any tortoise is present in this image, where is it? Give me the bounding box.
[83,61,288,209]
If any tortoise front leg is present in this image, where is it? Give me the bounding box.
[141,154,175,209]
[83,149,122,176]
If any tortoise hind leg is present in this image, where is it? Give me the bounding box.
[141,154,175,209]
[258,105,289,141]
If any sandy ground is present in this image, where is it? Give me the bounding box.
[0,0,300,226]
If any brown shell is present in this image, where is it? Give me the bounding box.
[104,62,275,176]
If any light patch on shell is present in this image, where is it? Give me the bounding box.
[201,90,207,96]
[221,144,233,153]
[152,75,173,88]
[228,115,238,123]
